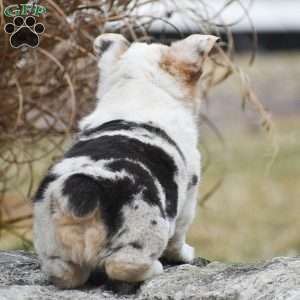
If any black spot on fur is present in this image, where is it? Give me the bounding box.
[49,198,57,215]
[188,174,198,189]
[33,173,57,202]
[90,175,133,235]
[151,220,157,225]
[81,119,185,163]
[62,174,101,217]
[192,175,198,185]
[65,134,178,219]
[96,40,112,54]
[129,241,143,250]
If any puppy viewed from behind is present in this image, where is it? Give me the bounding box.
[33,33,218,288]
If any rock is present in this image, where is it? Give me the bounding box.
[0,251,300,300]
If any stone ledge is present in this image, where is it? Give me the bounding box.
[1,251,300,300]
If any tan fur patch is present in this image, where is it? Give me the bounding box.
[105,260,149,282]
[160,51,203,102]
[160,53,202,85]
[54,210,107,265]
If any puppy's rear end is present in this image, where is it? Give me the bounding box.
[33,172,107,288]
[33,126,171,287]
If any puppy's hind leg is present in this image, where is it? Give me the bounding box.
[41,256,91,289]
[163,226,195,264]
[141,260,163,280]
[163,183,198,264]
[35,173,107,288]
[105,240,164,282]
[105,256,163,282]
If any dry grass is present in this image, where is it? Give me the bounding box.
[188,118,300,262]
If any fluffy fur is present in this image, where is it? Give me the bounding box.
[33,33,218,288]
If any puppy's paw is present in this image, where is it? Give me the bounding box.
[179,243,195,263]
[162,243,195,265]
[105,259,163,282]
[42,256,90,289]
[143,260,163,280]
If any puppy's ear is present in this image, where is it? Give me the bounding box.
[93,33,129,63]
[170,34,219,61]
[161,34,219,84]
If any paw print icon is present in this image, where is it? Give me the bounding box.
[4,16,45,48]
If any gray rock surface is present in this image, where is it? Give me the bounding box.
[0,251,300,300]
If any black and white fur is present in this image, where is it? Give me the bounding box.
[33,33,218,287]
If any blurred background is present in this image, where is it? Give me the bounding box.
[0,0,299,263]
